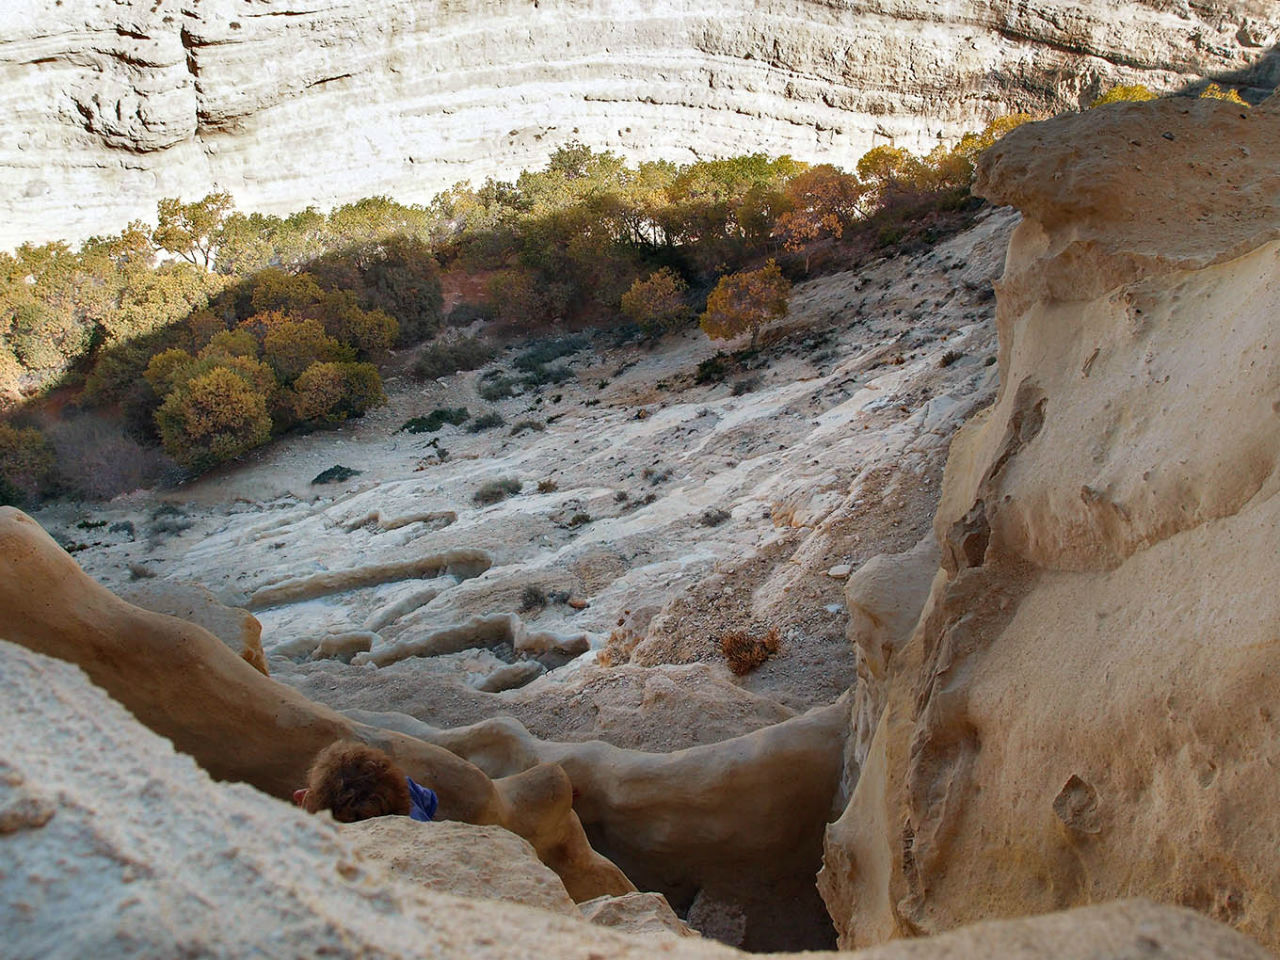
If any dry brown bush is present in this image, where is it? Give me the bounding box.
[719,626,781,676]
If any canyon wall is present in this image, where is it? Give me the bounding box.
[820,94,1280,950]
[2,0,1278,247]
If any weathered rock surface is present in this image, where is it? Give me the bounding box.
[579,891,699,938]
[0,505,633,903]
[349,698,850,950]
[820,95,1280,951]
[2,637,1271,959]
[2,0,1277,246]
[340,818,579,917]
[121,579,269,675]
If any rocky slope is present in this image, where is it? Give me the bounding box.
[2,636,1273,959]
[820,94,1280,950]
[2,0,1277,246]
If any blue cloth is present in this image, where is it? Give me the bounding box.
[406,777,438,822]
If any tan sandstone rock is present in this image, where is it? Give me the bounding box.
[340,818,578,916]
[820,95,1280,951]
[121,579,269,675]
[579,891,699,938]
[0,506,632,903]
[2,638,1272,958]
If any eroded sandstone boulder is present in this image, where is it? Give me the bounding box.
[340,818,578,916]
[3,638,1272,959]
[0,506,631,903]
[821,95,1280,951]
[121,579,269,675]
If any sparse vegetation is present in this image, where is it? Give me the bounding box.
[478,375,518,401]
[720,627,781,676]
[311,464,361,484]
[410,336,496,380]
[400,408,469,433]
[537,478,559,493]
[509,419,545,436]
[700,507,732,527]
[520,585,547,612]
[473,477,522,505]
[467,411,505,433]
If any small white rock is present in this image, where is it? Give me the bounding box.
[827,564,852,579]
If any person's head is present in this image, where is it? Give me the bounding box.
[297,741,411,822]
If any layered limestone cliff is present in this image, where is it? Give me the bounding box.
[820,95,1280,950]
[2,0,1277,246]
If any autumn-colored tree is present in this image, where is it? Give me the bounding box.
[620,268,691,335]
[291,361,385,423]
[199,329,259,361]
[249,269,325,316]
[1089,84,1157,108]
[262,318,353,385]
[155,365,273,469]
[700,259,791,349]
[144,348,198,397]
[319,291,398,353]
[773,165,869,269]
[360,235,445,345]
[153,193,235,269]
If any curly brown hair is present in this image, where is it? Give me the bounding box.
[303,741,411,822]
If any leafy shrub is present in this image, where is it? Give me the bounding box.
[446,302,497,327]
[411,336,497,380]
[399,407,469,433]
[521,364,573,389]
[262,318,354,385]
[478,375,518,401]
[513,335,589,371]
[360,235,444,346]
[701,260,792,349]
[312,464,361,485]
[474,477,522,505]
[695,354,729,385]
[937,349,963,368]
[154,366,273,470]
[1089,84,1157,108]
[720,627,780,676]
[467,411,505,433]
[537,478,558,493]
[565,512,592,528]
[620,268,691,335]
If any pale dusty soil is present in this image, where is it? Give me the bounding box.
[42,208,1015,751]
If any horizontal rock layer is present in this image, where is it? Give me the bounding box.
[1,0,1277,246]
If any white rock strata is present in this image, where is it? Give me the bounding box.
[1,0,1276,246]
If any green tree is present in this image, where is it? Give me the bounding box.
[700,259,791,349]
[153,193,235,270]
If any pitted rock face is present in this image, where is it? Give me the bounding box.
[1,0,1277,246]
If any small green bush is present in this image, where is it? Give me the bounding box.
[311,464,361,485]
[478,376,518,401]
[513,335,589,372]
[474,477,522,505]
[411,337,497,380]
[399,408,469,433]
[467,411,505,433]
